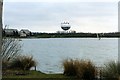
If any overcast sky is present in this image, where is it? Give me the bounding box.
[3,0,118,33]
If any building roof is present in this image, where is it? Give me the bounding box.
[4,29,18,32]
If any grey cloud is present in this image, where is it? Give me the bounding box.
[3,2,117,32]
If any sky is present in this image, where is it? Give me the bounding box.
[3,0,118,33]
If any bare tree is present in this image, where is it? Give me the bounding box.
[2,38,21,61]
[2,38,22,71]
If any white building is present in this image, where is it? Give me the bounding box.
[20,29,31,37]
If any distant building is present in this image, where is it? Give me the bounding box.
[56,30,76,33]
[3,29,18,36]
[69,30,76,33]
[20,29,31,37]
[56,31,65,33]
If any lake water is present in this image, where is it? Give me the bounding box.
[21,38,118,74]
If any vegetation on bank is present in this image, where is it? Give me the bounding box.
[31,32,120,38]
[2,38,37,79]
[102,61,120,80]
[2,38,21,61]
[3,59,120,80]
[62,59,97,80]
[3,32,120,38]
[2,58,120,80]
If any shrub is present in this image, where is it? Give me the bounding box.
[2,60,10,70]
[62,59,97,80]
[10,55,36,70]
[102,61,120,80]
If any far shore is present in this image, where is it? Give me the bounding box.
[3,32,120,38]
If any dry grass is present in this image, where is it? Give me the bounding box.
[62,59,97,80]
[62,59,77,76]
[10,55,36,70]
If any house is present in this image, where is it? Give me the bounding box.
[3,29,19,36]
[20,29,31,37]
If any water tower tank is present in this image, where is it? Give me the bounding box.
[61,22,71,31]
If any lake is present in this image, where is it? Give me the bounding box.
[21,38,118,74]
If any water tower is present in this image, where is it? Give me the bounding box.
[61,22,71,31]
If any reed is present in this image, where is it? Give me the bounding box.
[62,59,77,76]
[10,55,36,70]
[62,59,96,80]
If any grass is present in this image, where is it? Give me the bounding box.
[102,61,120,80]
[3,70,76,79]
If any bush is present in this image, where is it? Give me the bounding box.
[2,60,10,70]
[62,59,97,80]
[102,61,120,80]
[10,55,36,70]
